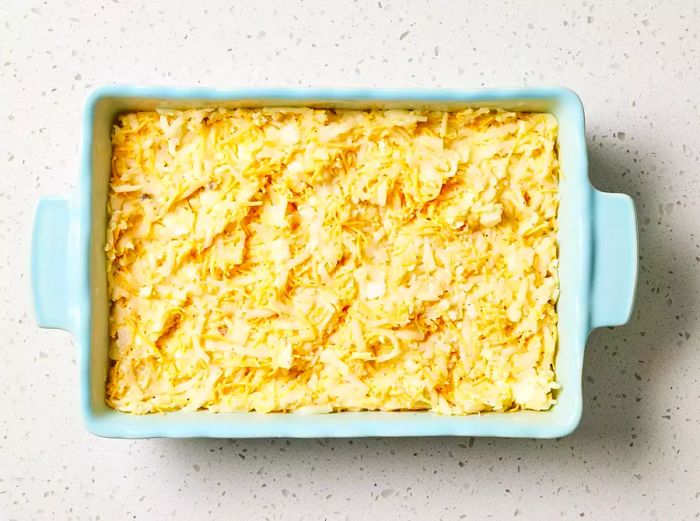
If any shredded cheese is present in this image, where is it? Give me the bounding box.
[105,107,560,415]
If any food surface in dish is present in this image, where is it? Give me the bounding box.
[106,107,560,415]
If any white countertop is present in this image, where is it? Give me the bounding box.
[2,1,699,519]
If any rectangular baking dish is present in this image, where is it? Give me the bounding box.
[31,86,637,438]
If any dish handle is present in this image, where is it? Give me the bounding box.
[589,189,638,329]
[31,196,74,331]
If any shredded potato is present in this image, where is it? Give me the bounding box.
[105,107,560,415]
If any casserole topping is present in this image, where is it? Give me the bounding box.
[106,107,559,414]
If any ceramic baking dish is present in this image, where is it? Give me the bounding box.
[31,86,637,438]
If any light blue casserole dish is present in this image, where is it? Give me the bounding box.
[31,86,637,438]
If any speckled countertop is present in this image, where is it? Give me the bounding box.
[1,1,699,519]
